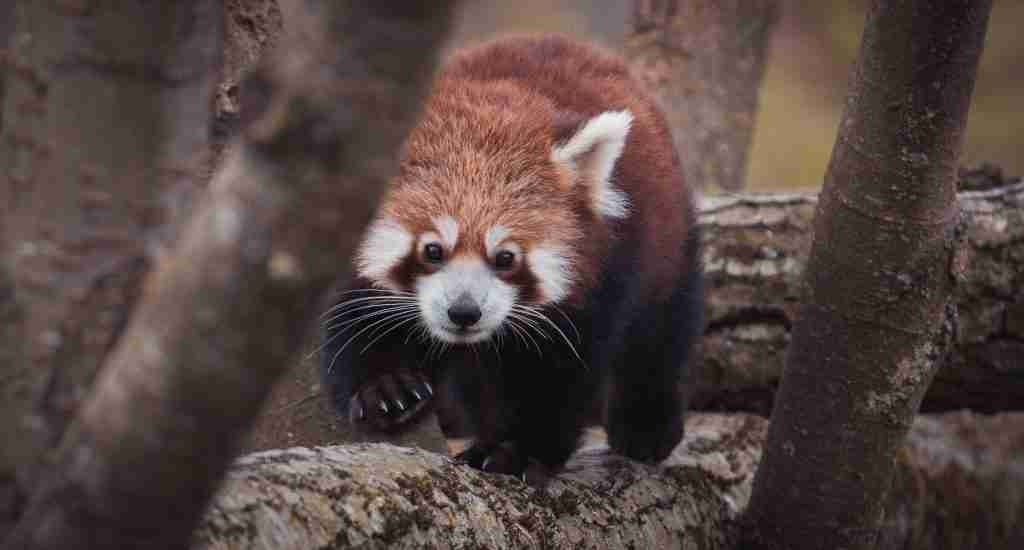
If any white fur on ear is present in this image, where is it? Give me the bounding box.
[551,110,632,219]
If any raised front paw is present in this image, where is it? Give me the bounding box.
[349,369,434,432]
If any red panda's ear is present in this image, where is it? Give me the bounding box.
[551,110,632,219]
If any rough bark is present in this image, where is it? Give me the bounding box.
[695,169,1024,416]
[743,2,993,549]
[191,412,1024,550]
[197,414,766,550]
[0,0,224,527]
[625,0,778,190]
[243,172,1024,454]
[3,2,459,549]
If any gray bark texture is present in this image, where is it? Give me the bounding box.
[695,167,1024,416]
[743,1,993,549]
[192,412,1024,550]
[2,2,458,549]
[625,0,778,190]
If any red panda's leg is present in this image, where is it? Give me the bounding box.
[606,254,703,463]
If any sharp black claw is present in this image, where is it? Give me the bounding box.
[411,390,423,401]
[424,382,434,397]
[395,398,406,411]
[379,401,389,414]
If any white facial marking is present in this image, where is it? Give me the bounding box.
[528,244,574,303]
[551,110,633,219]
[485,225,512,257]
[416,257,516,344]
[433,215,459,250]
[356,216,413,287]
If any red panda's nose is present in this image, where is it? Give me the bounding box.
[448,295,482,328]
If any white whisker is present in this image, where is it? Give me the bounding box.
[322,300,417,326]
[328,310,421,373]
[513,305,585,367]
[360,314,421,354]
[325,304,419,332]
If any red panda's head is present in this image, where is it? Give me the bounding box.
[354,81,631,345]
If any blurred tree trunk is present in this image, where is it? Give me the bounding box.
[743,1,993,549]
[2,1,458,549]
[0,0,223,532]
[625,0,778,190]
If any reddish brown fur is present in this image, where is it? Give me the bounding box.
[378,35,694,303]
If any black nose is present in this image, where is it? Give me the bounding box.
[448,296,482,328]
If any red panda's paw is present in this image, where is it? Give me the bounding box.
[607,413,683,464]
[348,369,434,432]
[454,442,528,477]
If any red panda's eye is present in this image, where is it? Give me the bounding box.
[494,250,516,270]
[423,243,444,263]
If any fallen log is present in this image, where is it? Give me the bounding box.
[695,167,1024,415]
[196,412,1024,550]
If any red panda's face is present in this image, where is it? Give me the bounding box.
[350,82,632,346]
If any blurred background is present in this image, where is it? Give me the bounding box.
[450,0,1024,191]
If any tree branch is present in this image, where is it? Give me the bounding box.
[695,170,1024,415]
[3,2,459,549]
[192,412,1024,550]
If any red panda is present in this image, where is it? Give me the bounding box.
[321,35,702,475]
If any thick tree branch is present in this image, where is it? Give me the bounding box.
[4,2,459,549]
[743,2,993,549]
[192,412,1024,550]
[695,170,1024,416]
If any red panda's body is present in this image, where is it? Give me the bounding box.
[321,36,703,474]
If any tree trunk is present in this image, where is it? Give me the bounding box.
[2,2,459,549]
[625,0,778,190]
[743,2,993,549]
[0,0,224,527]
[189,412,1024,550]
